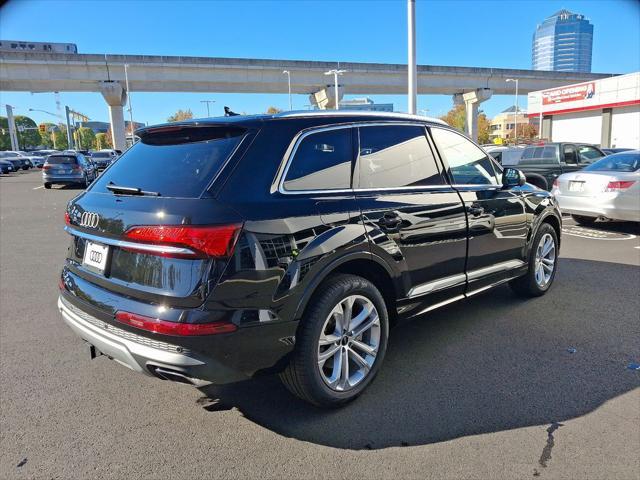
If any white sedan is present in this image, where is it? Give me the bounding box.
[551,150,640,224]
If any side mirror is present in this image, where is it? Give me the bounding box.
[502,167,526,188]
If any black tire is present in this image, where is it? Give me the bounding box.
[571,214,596,226]
[280,273,389,408]
[44,183,51,189]
[510,223,558,297]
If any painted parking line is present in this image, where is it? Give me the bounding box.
[561,225,636,241]
[32,185,44,190]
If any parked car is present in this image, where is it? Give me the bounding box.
[551,150,640,224]
[58,111,561,407]
[602,148,633,155]
[43,152,97,189]
[514,142,606,190]
[91,149,119,169]
[5,150,46,168]
[0,151,28,170]
[485,146,525,166]
[0,159,15,174]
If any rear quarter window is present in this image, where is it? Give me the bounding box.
[283,127,352,191]
[89,126,245,198]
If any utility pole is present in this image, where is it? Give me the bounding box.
[282,70,292,110]
[5,105,20,150]
[64,106,73,148]
[324,69,346,110]
[124,64,135,146]
[506,78,519,142]
[407,0,417,114]
[200,100,216,117]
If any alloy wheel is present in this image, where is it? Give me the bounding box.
[534,233,556,287]
[317,295,381,392]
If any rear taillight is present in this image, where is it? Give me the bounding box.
[122,224,242,258]
[64,211,71,225]
[552,178,559,189]
[43,164,52,171]
[115,311,237,336]
[605,181,635,192]
[72,165,82,172]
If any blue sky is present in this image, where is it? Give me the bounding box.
[1,0,639,126]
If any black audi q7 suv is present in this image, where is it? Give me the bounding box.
[59,112,561,407]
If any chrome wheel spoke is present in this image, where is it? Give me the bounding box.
[351,339,377,357]
[337,348,350,390]
[352,312,379,338]
[534,233,555,287]
[318,343,341,365]
[348,348,371,374]
[348,303,372,331]
[319,332,341,346]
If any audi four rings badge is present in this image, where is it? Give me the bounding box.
[80,212,100,228]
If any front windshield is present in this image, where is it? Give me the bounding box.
[584,152,639,172]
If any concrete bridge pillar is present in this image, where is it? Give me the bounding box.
[309,85,344,110]
[99,81,127,151]
[453,88,493,143]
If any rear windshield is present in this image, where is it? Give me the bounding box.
[520,145,558,164]
[90,126,245,198]
[46,156,77,164]
[584,152,640,172]
[92,152,111,158]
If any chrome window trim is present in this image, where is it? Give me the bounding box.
[273,121,446,196]
[64,226,197,256]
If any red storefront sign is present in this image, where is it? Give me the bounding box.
[542,82,596,105]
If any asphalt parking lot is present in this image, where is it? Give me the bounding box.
[1,169,639,480]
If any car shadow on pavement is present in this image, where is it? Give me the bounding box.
[199,258,640,450]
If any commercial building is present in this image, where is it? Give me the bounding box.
[528,72,640,149]
[338,97,393,112]
[532,10,593,73]
[489,106,529,142]
[78,120,144,134]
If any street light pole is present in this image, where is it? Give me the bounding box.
[506,78,519,142]
[200,100,216,117]
[324,69,346,110]
[407,0,417,114]
[282,70,292,110]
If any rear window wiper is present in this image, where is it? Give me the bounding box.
[106,183,161,196]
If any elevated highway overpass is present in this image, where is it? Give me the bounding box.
[0,51,616,148]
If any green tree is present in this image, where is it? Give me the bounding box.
[167,109,193,122]
[95,132,109,150]
[53,126,69,150]
[14,116,41,148]
[39,123,60,149]
[75,127,96,150]
[0,117,11,150]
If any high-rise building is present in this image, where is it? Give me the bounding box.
[532,9,593,73]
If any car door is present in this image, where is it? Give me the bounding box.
[429,127,528,294]
[355,124,468,315]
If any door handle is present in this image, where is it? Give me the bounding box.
[378,211,402,230]
[467,205,484,217]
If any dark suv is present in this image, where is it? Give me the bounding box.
[517,142,606,190]
[58,112,561,407]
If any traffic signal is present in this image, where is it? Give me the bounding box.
[39,123,47,133]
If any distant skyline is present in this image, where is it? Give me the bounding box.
[1,0,638,126]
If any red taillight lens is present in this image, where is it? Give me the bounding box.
[122,224,241,258]
[64,211,71,225]
[552,178,559,189]
[115,311,237,336]
[605,181,635,192]
[43,165,52,171]
[72,165,82,172]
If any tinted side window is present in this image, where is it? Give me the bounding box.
[563,145,578,164]
[283,128,352,191]
[357,125,444,188]
[431,128,498,185]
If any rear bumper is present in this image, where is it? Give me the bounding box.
[44,174,84,184]
[555,193,640,222]
[59,295,244,385]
